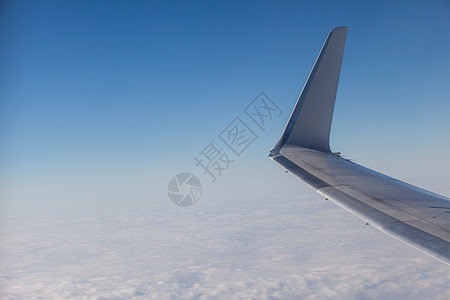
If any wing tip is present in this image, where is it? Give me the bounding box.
[331,26,348,32]
[271,26,348,155]
[329,26,348,40]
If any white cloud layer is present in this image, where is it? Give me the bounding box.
[2,192,450,299]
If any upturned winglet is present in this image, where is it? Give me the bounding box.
[272,27,348,154]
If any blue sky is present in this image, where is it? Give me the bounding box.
[2,0,450,208]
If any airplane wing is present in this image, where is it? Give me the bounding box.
[270,27,450,265]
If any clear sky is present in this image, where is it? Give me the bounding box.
[2,0,450,208]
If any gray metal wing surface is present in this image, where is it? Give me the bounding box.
[270,27,450,265]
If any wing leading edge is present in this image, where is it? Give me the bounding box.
[270,27,450,265]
